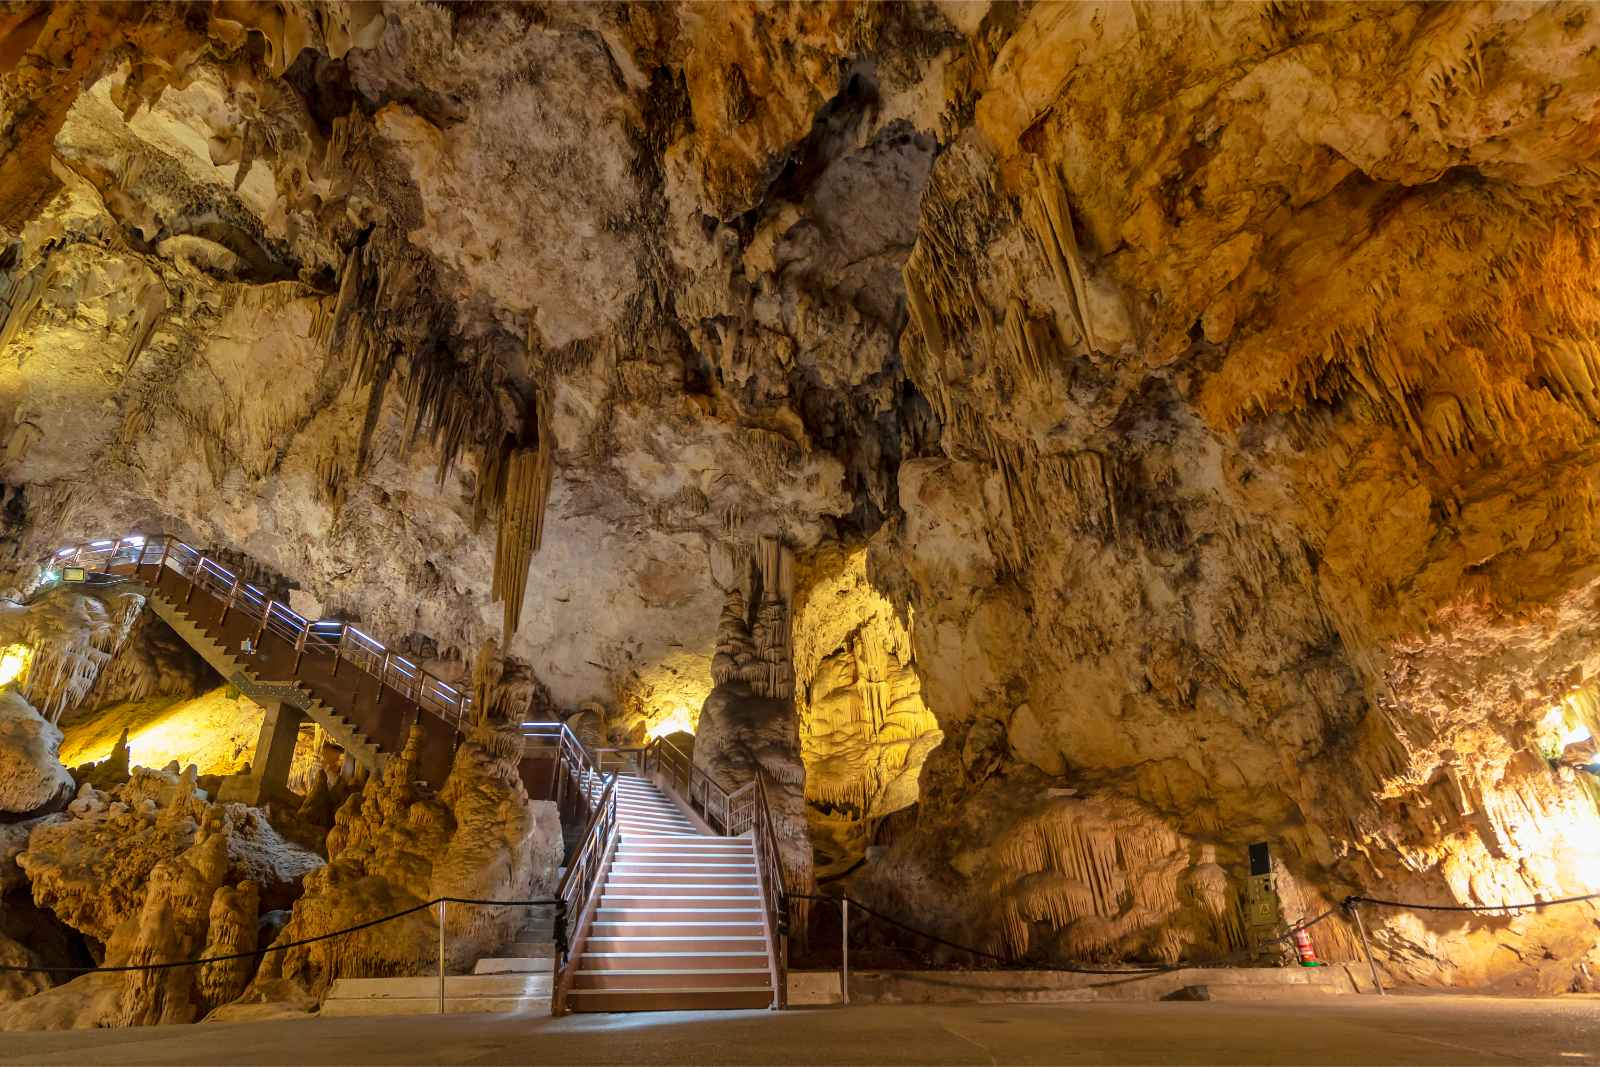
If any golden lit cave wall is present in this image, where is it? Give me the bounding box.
[791,547,944,877]
[57,686,265,777]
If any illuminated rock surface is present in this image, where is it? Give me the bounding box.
[0,0,1597,1017]
[249,715,562,1000]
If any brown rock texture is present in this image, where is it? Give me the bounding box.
[250,715,561,999]
[0,0,1597,998]
[0,692,71,816]
[0,766,319,1030]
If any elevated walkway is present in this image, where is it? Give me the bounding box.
[49,535,590,815]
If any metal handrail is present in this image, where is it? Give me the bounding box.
[49,533,635,1009]
[752,768,788,1008]
[48,535,617,817]
[551,772,617,1016]
[632,734,759,838]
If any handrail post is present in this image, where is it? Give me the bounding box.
[1349,901,1385,996]
[107,538,123,572]
[257,601,273,650]
[293,619,309,673]
[185,556,204,604]
[437,899,447,1014]
[220,575,241,625]
[840,898,850,1005]
[331,626,344,678]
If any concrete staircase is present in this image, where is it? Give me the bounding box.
[140,583,387,770]
[566,773,776,1013]
[321,904,560,1017]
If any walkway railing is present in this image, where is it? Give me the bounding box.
[48,534,616,825]
[50,535,481,733]
[627,735,759,837]
[551,773,618,1015]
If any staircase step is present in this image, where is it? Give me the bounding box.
[621,834,746,845]
[589,920,765,938]
[582,936,767,953]
[580,953,769,971]
[567,988,772,1012]
[602,892,760,905]
[603,873,757,885]
[573,969,770,991]
[604,884,760,898]
[609,863,754,876]
[616,846,751,857]
[471,957,553,975]
[596,906,763,922]
[617,815,698,829]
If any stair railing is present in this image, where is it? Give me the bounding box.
[627,735,758,837]
[45,534,785,1000]
[551,772,618,1017]
[751,767,789,1009]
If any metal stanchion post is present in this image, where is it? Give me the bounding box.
[1349,901,1385,997]
[438,900,448,1014]
[840,898,850,1005]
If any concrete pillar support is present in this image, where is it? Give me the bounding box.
[224,698,305,805]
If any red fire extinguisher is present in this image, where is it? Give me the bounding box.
[1293,926,1323,966]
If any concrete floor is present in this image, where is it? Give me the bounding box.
[0,997,1595,1065]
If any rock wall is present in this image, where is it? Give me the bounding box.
[0,693,72,816]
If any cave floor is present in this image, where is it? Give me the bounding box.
[2,996,1597,1065]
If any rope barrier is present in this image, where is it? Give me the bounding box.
[788,892,1340,978]
[0,896,559,975]
[1344,890,1600,914]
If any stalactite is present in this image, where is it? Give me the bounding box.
[0,262,47,355]
[489,425,553,643]
[122,281,167,368]
[1026,158,1097,353]
[21,592,144,724]
[749,537,794,701]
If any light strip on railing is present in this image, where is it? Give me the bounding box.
[346,626,380,648]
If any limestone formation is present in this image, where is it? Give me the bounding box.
[792,547,943,876]
[0,586,143,725]
[696,539,814,899]
[0,692,72,816]
[17,766,320,947]
[251,709,561,999]
[0,774,317,1031]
